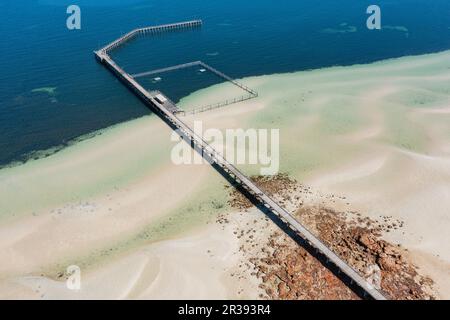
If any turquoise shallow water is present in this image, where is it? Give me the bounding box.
[0,0,449,166]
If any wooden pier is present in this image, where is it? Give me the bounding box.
[148,90,183,114]
[199,62,258,96]
[132,61,257,97]
[98,20,202,55]
[131,61,204,78]
[94,21,387,301]
[131,60,258,115]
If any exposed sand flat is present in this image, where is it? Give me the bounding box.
[0,114,230,291]
[0,162,211,277]
[0,210,264,300]
[417,107,450,114]
[0,51,449,299]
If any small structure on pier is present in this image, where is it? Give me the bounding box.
[149,91,182,115]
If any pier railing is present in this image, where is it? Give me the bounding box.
[99,20,202,54]
[131,61,203,78]
[179,93,256,116]
[199,62,259,96]
[131,60,259,116]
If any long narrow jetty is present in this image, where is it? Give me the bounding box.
[94,21,387,300]
[99,20,202,54]
[131,61,203,78]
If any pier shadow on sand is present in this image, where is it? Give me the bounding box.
[149,106,379,300]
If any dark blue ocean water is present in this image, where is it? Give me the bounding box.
[0,0,449,166]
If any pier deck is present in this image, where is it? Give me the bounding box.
[99,20,202,55]
[148,90,182,114]
[94,21,387,301]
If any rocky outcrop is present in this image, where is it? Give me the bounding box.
[227,174,435,300]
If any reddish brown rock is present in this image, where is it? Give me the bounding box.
[227,173,435,300]
[278,282,289,297]
[357,233,379,252]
